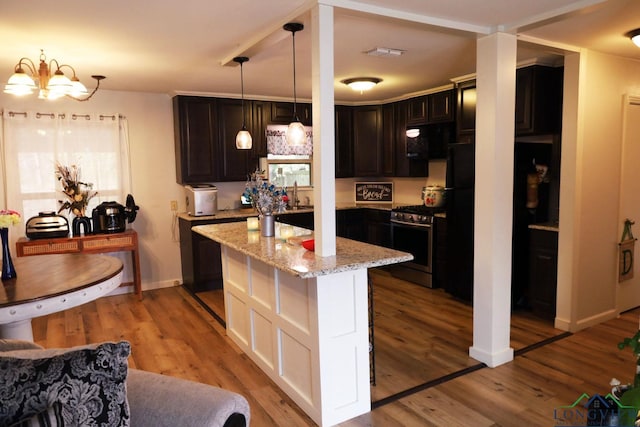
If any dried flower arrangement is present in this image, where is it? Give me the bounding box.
[55,163,98,217]
[243,171,288,216]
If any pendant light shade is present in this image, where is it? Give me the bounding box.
[233,56,252,150]
[236,127,252,149]
[284,22,306,146]
[286,121,306,146]
[627,28,640,48]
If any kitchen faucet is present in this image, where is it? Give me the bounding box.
[292,181,299,209]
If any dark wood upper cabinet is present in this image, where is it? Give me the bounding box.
[428,89,455,122]
[353,105,382,177]
[515,66,563,136]
[217,98,251,181]
[269,102,312,125]
[456,80,477,144]
[406,96,428,125]
[335,105,354,178]
[381,104,395,176]
[174,96,251,184]
[250,100,269,159]
[173,96,219,184]
[393,101,429,177]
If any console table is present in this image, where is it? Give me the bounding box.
[16,229,141,300]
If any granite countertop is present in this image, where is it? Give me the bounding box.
[192,221,413,279]
[179,202,402,222]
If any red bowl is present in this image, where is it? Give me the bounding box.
[301,239,315,251]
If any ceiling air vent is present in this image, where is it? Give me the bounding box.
[365,47,405,57]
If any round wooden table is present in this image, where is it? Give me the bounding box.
[0,253,123,340]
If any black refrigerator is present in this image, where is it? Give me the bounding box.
[445,142,475,302]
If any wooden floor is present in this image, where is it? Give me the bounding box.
[32,272,640,427]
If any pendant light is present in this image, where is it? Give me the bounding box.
[234,56,252,150]
[284,22,306,146]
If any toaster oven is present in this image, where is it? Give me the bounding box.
[25,212,70,239]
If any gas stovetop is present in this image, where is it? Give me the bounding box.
[391,205,444,225]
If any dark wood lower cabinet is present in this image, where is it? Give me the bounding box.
[337,209,366,241]
[179,217,244,293]
[528,228,558,319]
[434,216,447,289]
[276,212,314,229]
[365,209,392,248]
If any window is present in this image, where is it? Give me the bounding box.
[1,111,131,239]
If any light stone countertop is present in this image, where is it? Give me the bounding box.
[192,221,413,279]
[178,202,404,222]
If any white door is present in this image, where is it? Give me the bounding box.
[617,95,640,312]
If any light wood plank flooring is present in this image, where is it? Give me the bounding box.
[31,273,640,426]
[197,268,564,401]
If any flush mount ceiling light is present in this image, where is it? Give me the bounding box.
[284,22,306,147]
[233,56,252,150]
[365,47,405,57]
[3,49,104,101]
[341,77,382,93]
[627,28,640,47]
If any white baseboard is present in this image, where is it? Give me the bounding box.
[554,308,618,333]
[107,279,181,297]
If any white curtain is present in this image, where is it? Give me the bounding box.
[1,110,131,240]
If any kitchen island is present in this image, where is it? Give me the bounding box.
[193,221,412,427]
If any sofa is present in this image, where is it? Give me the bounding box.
[0,339,250,427]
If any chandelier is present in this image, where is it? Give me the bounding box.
[4,49,105,101]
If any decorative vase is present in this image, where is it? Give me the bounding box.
[1,227,17,280]
[260,214,275,237]
[72,216,92,236]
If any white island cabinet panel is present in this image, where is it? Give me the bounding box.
[193,221,413,426]
[221,245,369,426]
[278,270,311,334]
[316,269,370,422]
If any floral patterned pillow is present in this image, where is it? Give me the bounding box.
[0,341,131,427]
[9,402,64,427]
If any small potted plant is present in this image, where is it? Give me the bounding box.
[616,329,640,425]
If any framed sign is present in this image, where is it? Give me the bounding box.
[355,182,393,203]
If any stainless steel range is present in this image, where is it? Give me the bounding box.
[389,205,444,288]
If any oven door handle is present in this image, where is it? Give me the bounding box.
[390,219,432,228]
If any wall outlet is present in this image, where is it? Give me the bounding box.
[170,200,178,211]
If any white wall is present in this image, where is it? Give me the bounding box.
[557,50,640,331]
[0,89,185,291]
[334,159,446,206]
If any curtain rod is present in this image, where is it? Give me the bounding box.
[6,111,126,120]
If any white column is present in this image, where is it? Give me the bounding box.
[469,32,516,367]
[311,3,336,257]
